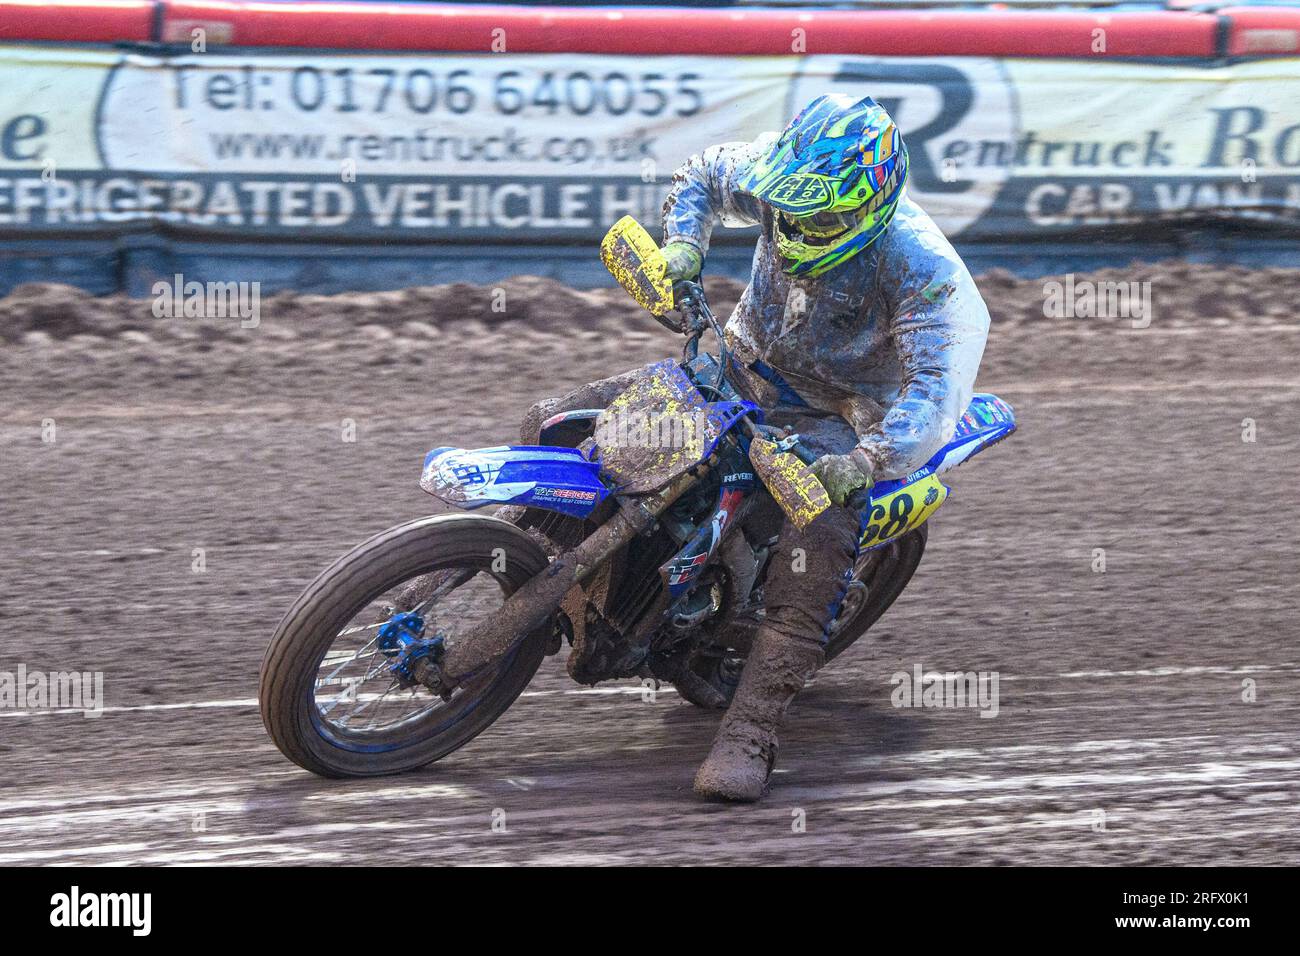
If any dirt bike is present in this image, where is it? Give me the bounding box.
[259,217,1016,778]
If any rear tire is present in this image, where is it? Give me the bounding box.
[259,514,551,778]
[824,523,928,663]
[677,524,928,708]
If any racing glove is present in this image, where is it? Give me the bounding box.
[812,452,875,508]
[662,241,704,282]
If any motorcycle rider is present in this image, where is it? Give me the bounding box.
[522,94,990,801]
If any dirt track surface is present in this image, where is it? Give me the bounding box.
[2,263,1299,865]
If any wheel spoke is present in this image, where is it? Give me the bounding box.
[338,680,390,724]
[317,636,379,686]
[313,565,507,735]
[413,568,477,616]
[337,621,385,638]
[360,681,400,729]
[318,652,394,716]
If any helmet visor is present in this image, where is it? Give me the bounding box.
[779,208,863,243]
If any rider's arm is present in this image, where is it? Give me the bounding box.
[854,207,991,480]
[661,135,773,253]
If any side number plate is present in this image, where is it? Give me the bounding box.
[859,475,948,549]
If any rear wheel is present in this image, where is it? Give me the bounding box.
[824,523,928,663]
[259,514,552,777]
[677,524,928,707]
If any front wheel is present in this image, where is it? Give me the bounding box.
[259,514,552,778]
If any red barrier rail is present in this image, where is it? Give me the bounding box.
[156,3,1220,56]
[1223,6,1300,55]
[0,1,1294,58]
[0,0,155,43]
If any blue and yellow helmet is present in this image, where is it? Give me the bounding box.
[737,94,908,277]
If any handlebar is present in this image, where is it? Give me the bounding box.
[674,279,873,514]
[673,277,729,396]
[787,441,816,466]
[781,437,870,511]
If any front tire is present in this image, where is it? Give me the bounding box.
[259,514,551,778]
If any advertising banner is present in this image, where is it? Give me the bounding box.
[1,45,1298,244]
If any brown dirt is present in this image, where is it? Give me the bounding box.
[1,261,1298,865]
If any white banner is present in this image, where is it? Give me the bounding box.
[1,45,1298,239]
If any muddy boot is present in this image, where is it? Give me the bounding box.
[692,629,824,802]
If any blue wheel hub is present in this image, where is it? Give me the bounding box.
[376,610,446,684]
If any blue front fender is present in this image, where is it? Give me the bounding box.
[420,445,611,519]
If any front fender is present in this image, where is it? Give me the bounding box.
[420,445,611,519]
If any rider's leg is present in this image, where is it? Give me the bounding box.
[693,502,860,801]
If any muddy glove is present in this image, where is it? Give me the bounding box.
[812,453,875,508]
[662,241,703,282]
